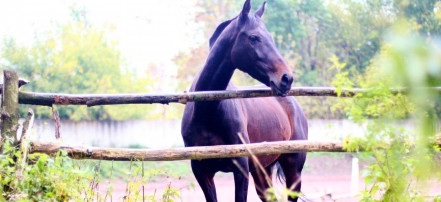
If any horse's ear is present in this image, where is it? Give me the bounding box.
[209,18,234,49]
[239,0,251,23]
[255,1,266,18]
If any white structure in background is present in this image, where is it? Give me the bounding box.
[351,157,360,195]
[29,120,359,148]
[27,119,416,149]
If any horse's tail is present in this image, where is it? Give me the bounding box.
[275,162,311,202]
[275,162,285,183]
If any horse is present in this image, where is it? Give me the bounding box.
[181,0,308,201]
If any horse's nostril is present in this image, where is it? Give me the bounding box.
[281,74,293,87]
[281,74,289,82]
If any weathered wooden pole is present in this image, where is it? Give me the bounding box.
[29,140,349,161]
[15,87,441,107]
[29,137,441,161]
[1,70,20,150]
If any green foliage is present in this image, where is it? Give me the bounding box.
[264,187,302,202]
[335,20,441,200]
[105,160,183,201]
[161,183,181,202]
[399,0,441,36]
[0,138,95,201]
[0,137,187,201]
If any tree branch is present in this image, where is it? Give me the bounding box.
[16,109,34,179]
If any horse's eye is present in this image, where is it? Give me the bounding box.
[248,35,260,42]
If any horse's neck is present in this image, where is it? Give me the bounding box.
[190,36,236,115]
[193,42,235,92]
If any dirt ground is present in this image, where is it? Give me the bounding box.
[99,175,363,202]
[97,155,440,202]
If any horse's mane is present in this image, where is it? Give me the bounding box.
[209,17,237,49]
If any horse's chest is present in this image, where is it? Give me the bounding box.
[184,120,242,146]
[183,101,246,147]
[190,128,226,146]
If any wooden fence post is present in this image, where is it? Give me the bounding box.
[1,70,20,150]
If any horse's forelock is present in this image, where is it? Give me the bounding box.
[209,17,237,49]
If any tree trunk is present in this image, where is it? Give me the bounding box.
[1,70,20,149]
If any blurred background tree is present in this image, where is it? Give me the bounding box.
[0,8,181,120]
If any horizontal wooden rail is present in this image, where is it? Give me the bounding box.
[30,140,347,161]
[16,87,441,106]
[29,139,441,161]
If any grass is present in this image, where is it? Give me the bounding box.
[74,160,192,180]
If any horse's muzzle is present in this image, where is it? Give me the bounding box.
[270,80,291,97]
[280,73,293,90]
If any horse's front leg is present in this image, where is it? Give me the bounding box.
[191,160,218,202]
[232,156,250,202]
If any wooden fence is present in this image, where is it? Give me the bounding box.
[1,70,440,161]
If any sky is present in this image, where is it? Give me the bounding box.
[0,0,204,80]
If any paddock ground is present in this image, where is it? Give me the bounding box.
[102,175,365,201]
[98,154,440,201]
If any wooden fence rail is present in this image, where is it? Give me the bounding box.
[30,140,347,161]
[7,86,441,107]
[28,138,441,161]
[18,87,352,106]
[1,73,441,107]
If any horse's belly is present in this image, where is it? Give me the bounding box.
[244,97,293,168]
[248,125,288,168]
[250,154,280,170]
[246,110,292,143]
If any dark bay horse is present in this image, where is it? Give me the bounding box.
[181,0,308,201]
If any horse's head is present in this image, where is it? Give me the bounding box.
[230,0,293,96]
